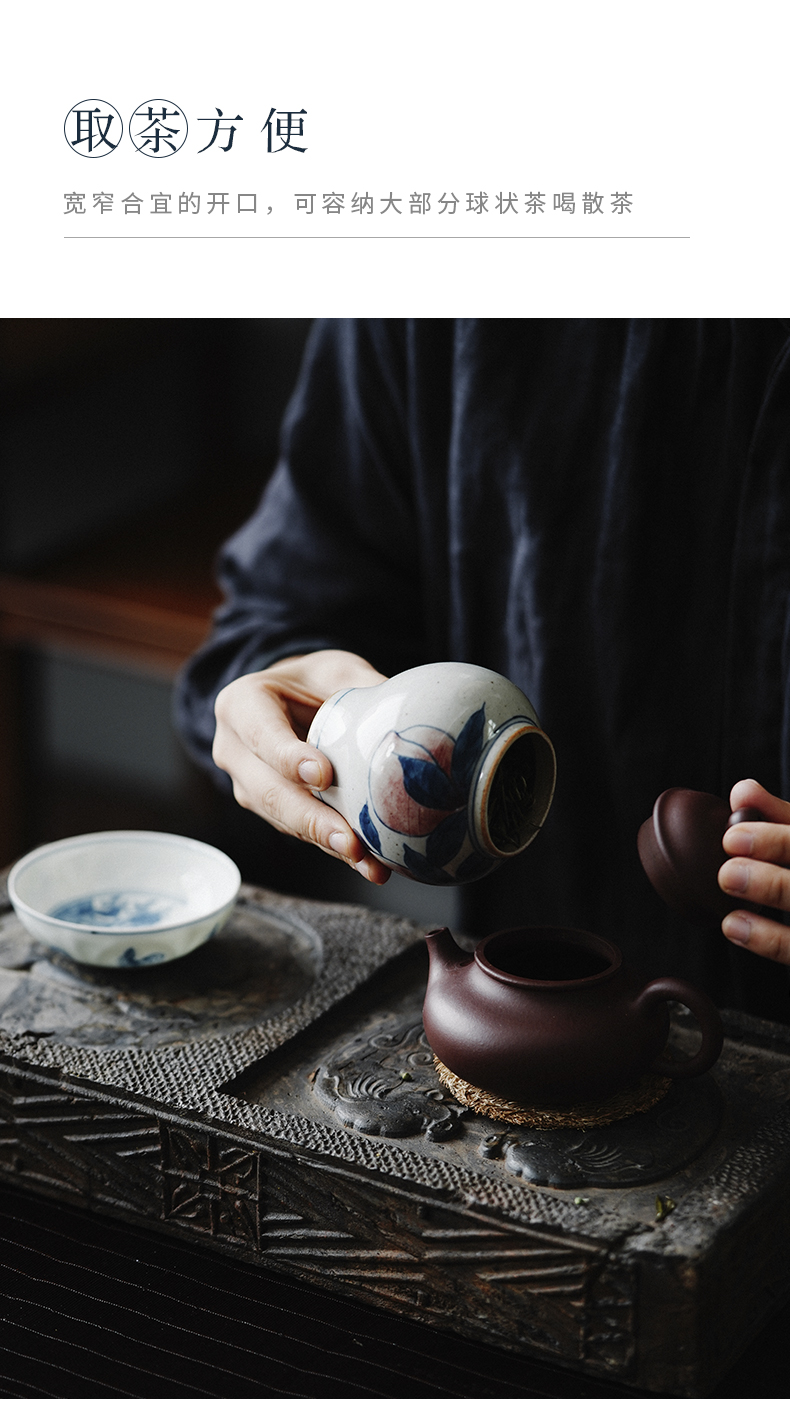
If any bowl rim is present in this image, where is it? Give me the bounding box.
[7,830,242,937]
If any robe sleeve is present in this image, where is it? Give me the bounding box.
[174,319,428,775]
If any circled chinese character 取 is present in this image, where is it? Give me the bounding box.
[64,99,122,157]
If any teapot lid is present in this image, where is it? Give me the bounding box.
[637,788,764,925]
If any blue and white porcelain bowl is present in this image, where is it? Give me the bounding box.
[307,662,556,886]
[7,831,241,967]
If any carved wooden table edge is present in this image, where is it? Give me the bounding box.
[2,878,790,1398]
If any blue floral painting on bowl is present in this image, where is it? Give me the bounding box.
[117,946,166,967]
[49,890,184,929]
[359,704,495,883]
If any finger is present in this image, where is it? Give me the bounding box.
[213,729,391,884]
[723,821,790,864]
[722,909,790,964]
[216,727,352,846]
[729,779,790,825]
[267,649,387,692]
[215,676,334,790]
[718,856,790,913]
[353,852,392,885]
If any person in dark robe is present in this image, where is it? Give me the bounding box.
[175,319,790,1019]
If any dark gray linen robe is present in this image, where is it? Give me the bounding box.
[176,319,790,1016]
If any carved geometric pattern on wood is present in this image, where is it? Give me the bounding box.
[423,1226,590,1295]
[217,1148,627,1365]
[0,1062,161,1216]
[0,1055,637,1379]
[408,1206,616,1363]
[260,1152,427,1312]
[0,1055,634,1372]
[581,1262,636,1371]
[220,1097,602,1234]
[160,1126,261,1249]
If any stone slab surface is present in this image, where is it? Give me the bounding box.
[1,881,790,1396]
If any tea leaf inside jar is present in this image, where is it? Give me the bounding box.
[486,735,538,853]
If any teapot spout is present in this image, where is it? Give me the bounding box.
[424,927,471,975]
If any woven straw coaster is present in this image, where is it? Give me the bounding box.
[433,1055,672,1129]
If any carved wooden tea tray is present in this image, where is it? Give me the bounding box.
[1,880,790,1397]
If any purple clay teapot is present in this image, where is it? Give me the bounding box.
[422,926,723,1107]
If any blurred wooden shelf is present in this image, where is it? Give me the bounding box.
[0,480,261,674]
[0,481,261,865]
[0,573,214,675]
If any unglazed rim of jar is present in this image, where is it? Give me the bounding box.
[468,720,557,859]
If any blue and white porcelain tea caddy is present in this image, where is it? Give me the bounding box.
[307,661,556,885]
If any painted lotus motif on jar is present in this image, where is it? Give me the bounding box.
[306,662,557,887]
[359,708,492,882]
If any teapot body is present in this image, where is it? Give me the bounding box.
[423,926,723,1106]
[307,662,555,885]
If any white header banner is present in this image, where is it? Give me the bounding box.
[3,0,787,316]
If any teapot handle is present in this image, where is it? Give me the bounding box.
[633,978,724,1080]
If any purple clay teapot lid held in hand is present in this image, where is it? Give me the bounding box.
[637,788,767,925]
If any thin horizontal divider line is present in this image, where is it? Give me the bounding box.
[63,234,691,240]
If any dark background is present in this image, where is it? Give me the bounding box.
[1,319,309,873]
[2,320,307,572]
[0,318,458,928]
